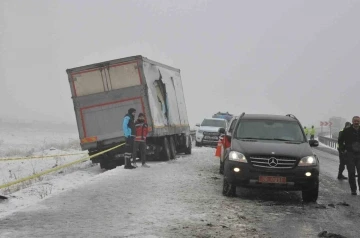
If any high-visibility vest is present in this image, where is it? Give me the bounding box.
[215,135,231,158]
[215,135,224,157]
[135,122,148,142]
[310,128,315,135]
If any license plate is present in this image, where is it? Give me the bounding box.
[204,136,218,140]
[259,176,286,184]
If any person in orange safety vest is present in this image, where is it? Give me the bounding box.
[215,133,231,158]
[133,113,150,168]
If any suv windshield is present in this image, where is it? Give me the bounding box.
[201,119,226,128]
[234,119,305,142]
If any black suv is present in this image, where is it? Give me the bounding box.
[220,113,320,202]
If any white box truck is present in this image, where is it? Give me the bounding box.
[66,55,192,169]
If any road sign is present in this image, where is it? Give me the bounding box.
[324,122,328,126]
[320,121,324,126]
[329,122,332,127]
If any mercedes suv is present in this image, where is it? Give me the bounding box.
[221,113,320,202]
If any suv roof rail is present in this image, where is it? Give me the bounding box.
[286,114,299,121]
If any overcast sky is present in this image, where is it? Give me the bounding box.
[1,0,359,128]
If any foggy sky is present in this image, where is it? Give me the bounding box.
[1,0,359,128]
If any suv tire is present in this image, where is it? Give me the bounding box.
[222,178,236,196]
[219,160,224,175]
[302,178,319,202]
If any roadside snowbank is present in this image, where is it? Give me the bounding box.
[0,122,100,218]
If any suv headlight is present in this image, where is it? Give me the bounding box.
[229,151,247,163]
[298,156,317,166]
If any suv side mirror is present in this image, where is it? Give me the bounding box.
[218,127,226,134]
[309,139,319,147]
[196,123,200,127]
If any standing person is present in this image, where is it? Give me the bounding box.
[338,116,360,195]
[215,129,231,174]
[133,113,150,168]
[215,132,231,158]
[337,122,351,180]
[304,127,309,139]
[310,125,315,140]
[123,108,137,169]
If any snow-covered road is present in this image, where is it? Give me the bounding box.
[0,144,359,238]
[0,147,261,238]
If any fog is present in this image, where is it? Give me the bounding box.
[1,0,359,128]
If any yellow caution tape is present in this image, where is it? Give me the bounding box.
[0,152,88,162]
[0,143,125,190]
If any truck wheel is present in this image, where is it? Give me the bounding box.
[184,135,192,155]
[169,136,176,160]
[161,137,171,161]
[100,160,116,170]
[155,145,161,161]
[302,178,319,203]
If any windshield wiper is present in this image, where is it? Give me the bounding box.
[271,138,304,143]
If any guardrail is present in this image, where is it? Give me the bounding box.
[318,135,338,150]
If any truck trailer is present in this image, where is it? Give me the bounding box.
[66,55,192,169]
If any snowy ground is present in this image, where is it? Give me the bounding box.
[0,147,263,238]
[0,122,103,218]
[0,122,80,157]
[1,125,357,237]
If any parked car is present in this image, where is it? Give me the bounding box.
[195,118,228,147]
[221,113,320,202]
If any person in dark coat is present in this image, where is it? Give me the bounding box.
[122,108,137,169]
[338,116,360,195]
[337,122,351,180]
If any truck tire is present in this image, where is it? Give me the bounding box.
[161,137,171,161]
[100,160,116,170]
[99,153,116,170]
[185,135,192,155]
[169,136,176,159]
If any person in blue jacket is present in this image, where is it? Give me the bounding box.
[123,108,137,169]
